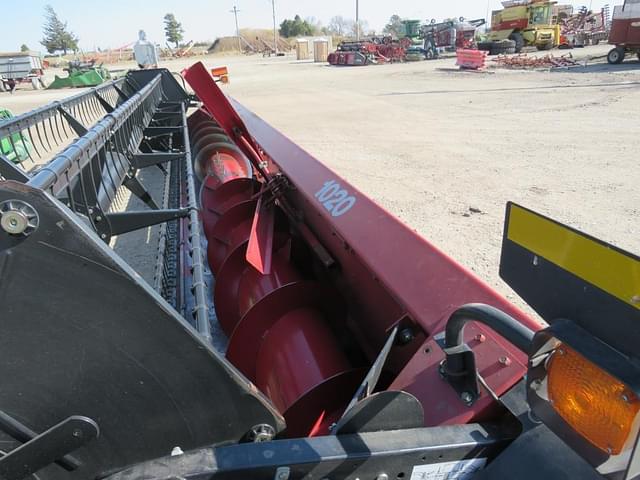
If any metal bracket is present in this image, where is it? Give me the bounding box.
[93,91,115,113]
[144,126,183,138]
[0,155,29,183]
[105,208,189,236]
[0,410,80,471]
[333,326,398,433]
[56,106,88,136]
[131,152,184,169]
[0,416,99,480]
[440,343,480,406]
[112,84,130,102]
[123,175,160,210]
[152,111,182,122]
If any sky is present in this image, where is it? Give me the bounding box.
[0,0,611,52]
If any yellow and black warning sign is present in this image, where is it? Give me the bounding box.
[500,203,640,358]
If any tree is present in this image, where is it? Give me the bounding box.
[351,19,369,38]
[164,13,184,48]
[305,16,323,35]
[328,16,350,36]
[383,15,404,37]
[279,15,314,38]
[40,5,79,54]
[20,44,30,52]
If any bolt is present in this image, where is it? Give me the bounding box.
[100,233,107,239]
[557,349,565,356]
[631,295,640,306]
[72,429,83,438]
[249,424,275,443]
[461,391,474,405]
[499,356,512,366]
[171,446,184,456]
[475,334,486,343]
[95,216,102,222]
[376,475,389,480]
[622,394,630,403]
[88,208,94,215]
[1,211,29,235]
[275,467,290,480]
[397,327,414,345]
[531,379,543,391]
[533,255,539,266]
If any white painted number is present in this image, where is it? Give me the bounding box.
[314,180,356,217]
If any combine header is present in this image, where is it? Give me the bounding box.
[0,63,638,480]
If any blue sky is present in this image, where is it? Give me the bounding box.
[2,0,610,52]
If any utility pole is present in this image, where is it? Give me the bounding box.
[230,6,241,53]
[486,0,491,27]
[272,0,278,55]
[356,0,360,41]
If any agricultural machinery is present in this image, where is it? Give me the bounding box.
[483,0,561,54]
[420,18,486,59]
[47,59,112,89]
[0,51,46,92]
[328,36,411,66]
[0,62,638,480]
[607,0,640,63]
[557,5,611,48]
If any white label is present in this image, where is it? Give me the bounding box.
[314,179,356,218]
[410,458,487,480]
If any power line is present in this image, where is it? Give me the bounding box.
[230,6,241,52]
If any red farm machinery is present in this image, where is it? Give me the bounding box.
[0,63,638,480]
[607,0,640,63]
[328,36,412,66]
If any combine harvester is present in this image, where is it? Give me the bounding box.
[0,63,638,480]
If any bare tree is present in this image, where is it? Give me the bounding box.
[350,19,369,38]
[328,16,350,36]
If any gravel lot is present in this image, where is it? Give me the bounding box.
[3,46,639,313]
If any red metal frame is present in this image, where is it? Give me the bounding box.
[184,62,543,430]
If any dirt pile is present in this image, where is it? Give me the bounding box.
[209,29,293,54]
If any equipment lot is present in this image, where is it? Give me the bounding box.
[3,44,639,309]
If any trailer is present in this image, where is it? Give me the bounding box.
[607,0,640,63]
[0,52,46,92]
[0,63,638,480]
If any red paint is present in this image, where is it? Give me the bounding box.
[246,195,274,275]
[494,19,529,31]
[609,17,640,46]
[456,49,487,70]
[206,200,256,273]
[193,142,251,183]
[255,307,351,412]
[185,63,543,436]
[214,239,301,335]
[228,97,542,425]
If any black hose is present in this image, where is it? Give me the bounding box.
[444,303,535,354]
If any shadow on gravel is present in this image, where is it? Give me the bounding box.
[551,60,640,73]
[381,80,640,96]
